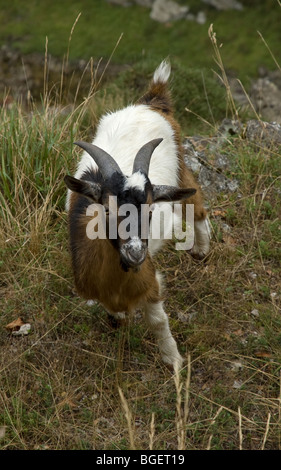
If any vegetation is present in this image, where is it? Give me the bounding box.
[0,0,280,80]
[0,0,281,451]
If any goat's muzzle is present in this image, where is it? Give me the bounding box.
[120,237,148,270]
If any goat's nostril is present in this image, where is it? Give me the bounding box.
[122,242,147,267]
[129,249,144,262]
[129,247,146,260]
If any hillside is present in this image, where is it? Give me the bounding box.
[0,0,281,451]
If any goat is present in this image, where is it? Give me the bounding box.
[64,61,210,370]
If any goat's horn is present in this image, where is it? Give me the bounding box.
[74,141,122,179]
[132,138,163,175]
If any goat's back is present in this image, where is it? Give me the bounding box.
[75,104,179,187]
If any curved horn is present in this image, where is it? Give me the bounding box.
[132,138,163,175]
[74,141,122,179]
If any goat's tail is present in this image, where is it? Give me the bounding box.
[138,60,173,114]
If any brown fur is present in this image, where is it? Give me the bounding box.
[138,81,173,115]
[68,194,161,314]
[140,76,207,222]
[67,66,207,316]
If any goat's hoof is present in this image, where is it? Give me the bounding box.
[107,312,127,329]
[162,353,184,372]
[188,247,209,261]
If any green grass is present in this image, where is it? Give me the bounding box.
[102,58,229,134]
[0,0,280,81]
[0,94,280,449]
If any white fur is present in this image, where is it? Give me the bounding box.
[66,104,179,211]
[192,219,211,258]
[128,236,143,250]
[124,171,147,192]
[144,300,183,369]
[153,60,171,83]
[110,311,126,320]
[81,105,178,184]
[142,270,182,369]
[65,61,198,371]
[148,201,175,255]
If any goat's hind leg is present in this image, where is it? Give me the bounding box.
[144,299,183,371]
[180,164,210,259]
[192,217,211,260]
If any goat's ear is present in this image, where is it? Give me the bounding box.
[152,185,196,203]
[64,175,102,202]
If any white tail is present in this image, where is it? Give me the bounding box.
[153,60,171,84]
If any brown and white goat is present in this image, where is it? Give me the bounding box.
[64,61,210,370]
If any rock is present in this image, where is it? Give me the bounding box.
[183,137,239,198]
[186,13,196,21]
[186,11,207,24]
[249,272,257,280]
[233,379,243,389]
[106,0,133,6]
[249,77,281,124]
[196,11,207,24]
[150,0,189,23]
[228,76,249,108]
[230,361,244,371]
[217,118,243,138]
[202,0,243,10]
[182,119,243,198]
[251,309,259,318]
[221,222,231,233]
[134,0,154,6]
[245,120,281,147]
[214,154,230,171]
[229,68,281,124]
[107,0,154,5]
[183,115,281,199]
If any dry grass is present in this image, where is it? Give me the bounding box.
[0,31,281,450]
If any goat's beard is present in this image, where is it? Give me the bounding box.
[119,256,142,273]
[119,252,144,273]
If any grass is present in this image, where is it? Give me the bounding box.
[1,17,281,450]
[0,0,281,81]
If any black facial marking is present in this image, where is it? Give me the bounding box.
[69,168,154,272]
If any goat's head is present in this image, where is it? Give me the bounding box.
[65,139,196,271]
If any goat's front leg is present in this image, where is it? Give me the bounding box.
[180,163,211,260]
[144,300,183,371]
[191,217,211,260]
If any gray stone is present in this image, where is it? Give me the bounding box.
[249,77,281,124]
[245,119,281,147]
[217,118,243,138]
[150,0,189,23]
[196,11,207,24]
[183,137,239,198]
[202,0,243,10]
[186,13,196,21]
[106,0,132,6]
[214,153,230,171]
[183,116,281,199]
[229,69,281,124]
[134,0,154,6]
